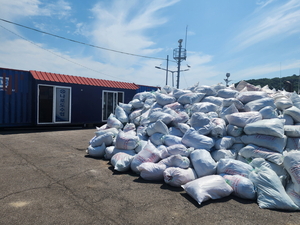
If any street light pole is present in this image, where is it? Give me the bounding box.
[166,55,169,85]
[155,66,189,88]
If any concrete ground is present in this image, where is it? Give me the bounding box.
[0,127,299,225]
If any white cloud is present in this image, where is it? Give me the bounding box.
[0,0,71,20]
[89,0,180,66]
[235,0,300,51]
[0,0,41,19]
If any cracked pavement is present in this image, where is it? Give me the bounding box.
[0,127,299,225]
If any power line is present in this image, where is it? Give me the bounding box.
[0,24,135,83]
[0,18,170,62]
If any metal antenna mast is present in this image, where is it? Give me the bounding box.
[173,39,186,88]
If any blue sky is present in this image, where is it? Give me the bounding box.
[0,0,300,89]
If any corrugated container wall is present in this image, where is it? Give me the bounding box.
[136,84,159,93]
[0,68,34,127]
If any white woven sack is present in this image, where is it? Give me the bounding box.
[115,130,139,150]
[216,88,238,99]
[219,104,239,123]
[211,149,236,162]
[163,167,197,187]
[177,123,190,134]
[275,99,293,111]
[214,136,235,150]
[230,143,245,153]
[241,134,287,153]
[236,91,268,104]
[190,149,217,178]
[104,146,135,160]
[146,120,169,136]
[181,175,233,205]
[111,152,134,172]
[201,96,223,106]
[95,127,119,137]
[217,158,253,177]
[118,102,132,114]
[221,174,256,200]
[286,182,300,208]
[148,111,173,125]
[158,154,190,168]
[115,105,129,123]
[136,125,148,141]
[239,144,284,165]
[286,137,300,150]
[163,102,184,112]
[291,92,300,109]
[172,89,192,99]
[172,111,189,126]
[284,106,300,123]
[90,132,114,147]
[222,98,244,110]
[161,85,173,94]
[169,127,184,137]
[130,140,161,174]
[129,109,143,121]
[123,123,136,134]
[278,114,294,125]
[155,93,176,106]
[210,118,227,138]
[138,162,167,181]
[249,165,299,211]
[195,85,216,96]
[162,135,182,146]
[130,99,144,109]
[160,144,193,158]
[250,158,288,183]
[244,118,285,138]
[259,106,278,119]
[135,140,147,153]
[283,150,300,195]
[133,91,155,101]
[86,143,106,158]
[226,124,243,137]
[244,97,275,112]
[177,92,205,105]
[284,125,300,137]
[189,112,213,135]
[226,111,262,127]
[182,128,214,150]
[107,113,123,129]
[190,102,219,114]
[149,133,165,146]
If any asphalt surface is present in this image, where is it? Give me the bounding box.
[0,127,299,225]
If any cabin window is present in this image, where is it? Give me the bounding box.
[102,90,124,121]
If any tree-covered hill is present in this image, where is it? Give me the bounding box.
[239,74,300,93]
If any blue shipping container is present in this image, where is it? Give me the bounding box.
[0,68,34,127]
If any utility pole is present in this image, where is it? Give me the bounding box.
[173,39,186,89]
[165,55,169,85]
[155,66,189,87]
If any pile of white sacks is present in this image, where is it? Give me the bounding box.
[86,80,300,211]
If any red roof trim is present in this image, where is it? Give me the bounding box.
[29,70,139,90]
